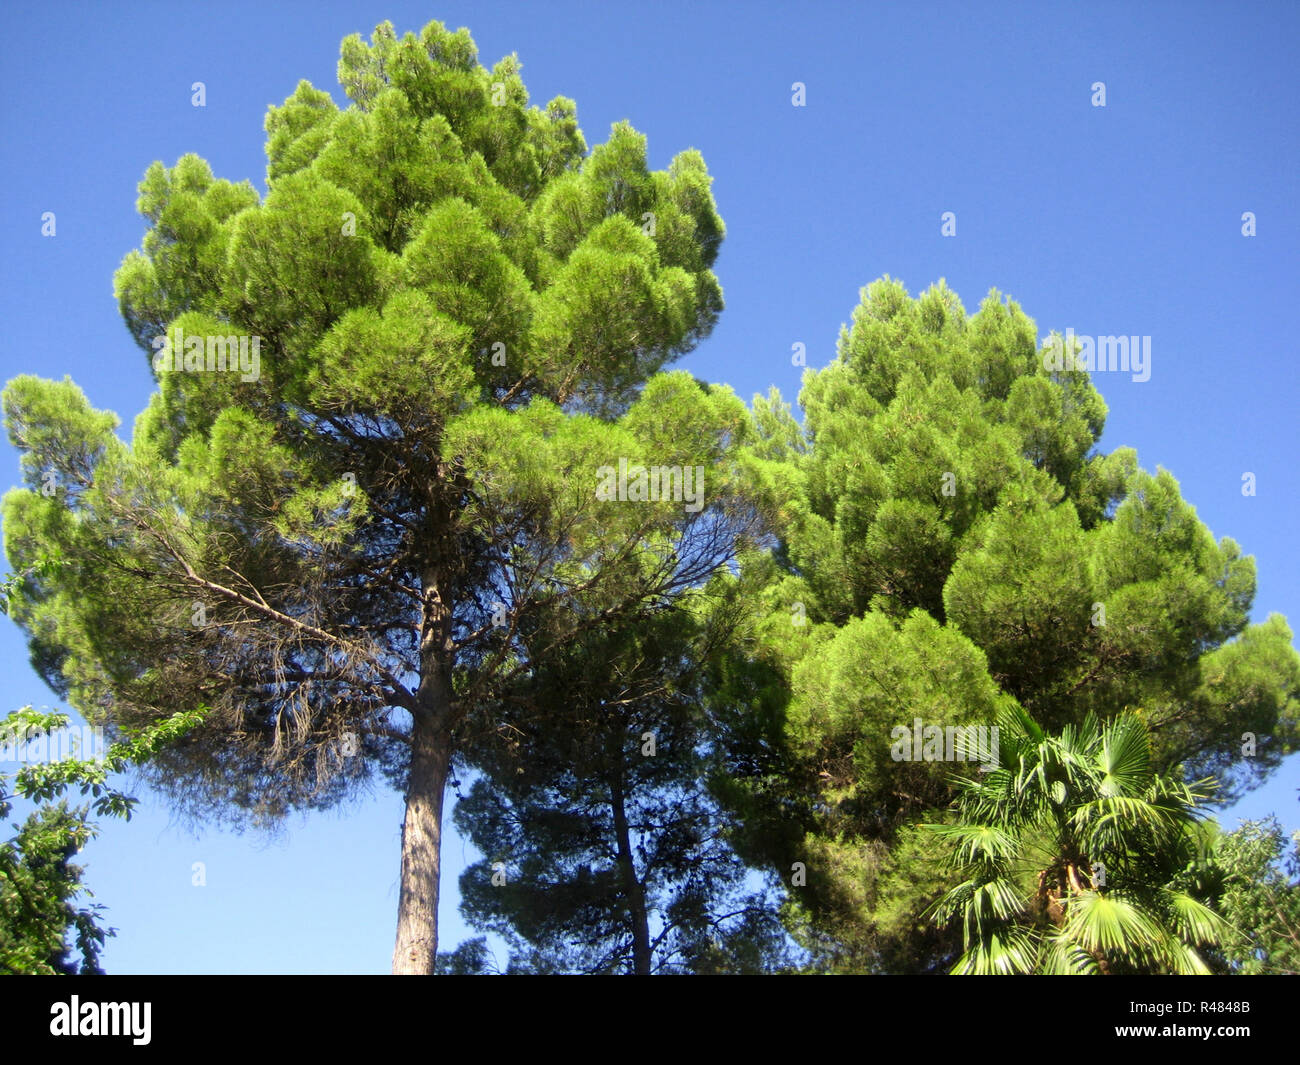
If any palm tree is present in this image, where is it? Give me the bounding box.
[927,704,1230,974]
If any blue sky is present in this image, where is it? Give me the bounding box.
[1,0,1296,973]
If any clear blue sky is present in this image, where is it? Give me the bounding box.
[1,0,1296,973]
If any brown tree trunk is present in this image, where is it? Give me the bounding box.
[392,561,457,975]
[391,705,452,974]
[610,759,653,975]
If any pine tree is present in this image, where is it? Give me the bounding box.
[449,600,787,974]
[1,19,743,974]
[709,277,1300,972]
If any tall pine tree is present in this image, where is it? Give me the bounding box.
[708,277,1300,972]
[450,596,787,974]
[2,19,746,973]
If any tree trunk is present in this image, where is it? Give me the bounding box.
[610,758,653,975]
[392,547,457,975]
[391,705,452,974]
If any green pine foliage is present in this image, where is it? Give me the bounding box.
[2,19,740,972]
[707,277,1299,973]
[449,603,789,974]
[2,19,1295,976]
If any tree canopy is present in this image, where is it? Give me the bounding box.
[2,20,1296,977]
[2,18,746,974]
[703,278,1299,973]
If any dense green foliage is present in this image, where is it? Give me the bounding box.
[449,603,788,974]
[1204,817,1300,974]
[2,18,748,972]
[704,278,1300,973]
[1,791,107,975]
[0,678,205,973]
[2,19,1296,975]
